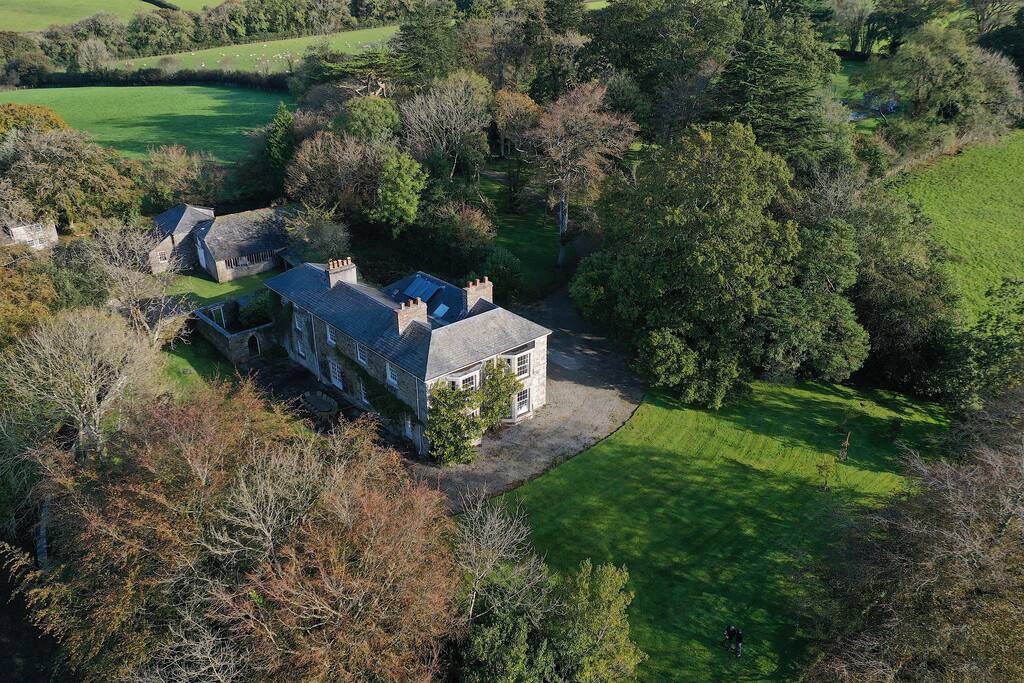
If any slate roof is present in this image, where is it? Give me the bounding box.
[152,203,214,239]
[265,264,550,380]
[195,208,288,261]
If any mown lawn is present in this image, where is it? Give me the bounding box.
[163,336,235,395]
[895,130,1024,321]
[169,268,280,307]
[0,86,286,161]
[511,381,946,681]
[120,26,398,73]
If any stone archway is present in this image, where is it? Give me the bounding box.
[247,334,260,357]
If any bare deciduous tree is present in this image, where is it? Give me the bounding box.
[0,307,161,454]
[966,0,1024,33]
[76,38,111,72]
[88,222,186,347]
[400,72,492,178]
[285,131,390,211]
[807,391,1024,681]
[528,83,637,266]
[454,494,555,629]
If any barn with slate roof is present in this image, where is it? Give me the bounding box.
[149,204,288,282]
[265,258,551,455]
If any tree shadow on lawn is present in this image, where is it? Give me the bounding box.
[653,384,945,479]
[98,88,284,160]
[517,443,879,682]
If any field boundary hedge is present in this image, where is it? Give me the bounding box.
[31,68,289,92]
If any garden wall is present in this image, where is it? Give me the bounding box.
[193,300,278,365]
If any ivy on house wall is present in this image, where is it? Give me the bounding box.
[334,351,417,425]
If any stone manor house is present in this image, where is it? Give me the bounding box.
[254,258,552,455]
[192,254,552,454]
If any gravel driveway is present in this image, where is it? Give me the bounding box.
[411,287,645,504]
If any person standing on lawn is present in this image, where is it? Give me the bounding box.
[735,629,744,658]
[722,624,737,649]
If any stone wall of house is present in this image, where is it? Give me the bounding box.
[193,304,277,365]
[212,254,281,283]
[150,234,199,274]
[307,312,428,453]
[521,335,548,418]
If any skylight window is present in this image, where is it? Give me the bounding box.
[433,303,449,318]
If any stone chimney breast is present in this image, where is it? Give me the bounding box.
[463,276,493,311]
[326,257,357,288]
[395,296,428,334]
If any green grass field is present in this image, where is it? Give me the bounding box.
[0,85,286,160]
[170,268,280,307]
[0,0,145,32]
[512,381,946,681]
[120,26,398,73]
[897,130,1024,320]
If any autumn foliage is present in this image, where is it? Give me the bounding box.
[4,381,458,681]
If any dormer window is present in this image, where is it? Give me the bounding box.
[356,343,367,365]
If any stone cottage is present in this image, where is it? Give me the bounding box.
[149,203,215,273]
[150,204,288,282]
[1,221,58,251]
[265,259,551,455]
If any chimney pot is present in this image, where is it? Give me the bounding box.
[325,257,357,288]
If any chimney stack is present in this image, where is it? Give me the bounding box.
[463,276,493,311]
[325,257,357,288]
[395,297,428,334]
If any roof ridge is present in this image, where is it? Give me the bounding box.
[334,280,401,312]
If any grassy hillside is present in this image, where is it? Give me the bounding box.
[897,130,1024,320]
[0,0,144,32]
[512,382,946,681]
[119,25,397,72]
[0,85,286,161]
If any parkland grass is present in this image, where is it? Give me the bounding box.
[512,381,946,681]
[0,85,286,161]
[479,173,562,301]
[120,26,398,73]
[895,130,1024,321]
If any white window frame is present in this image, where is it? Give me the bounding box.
[515,388,531,417]
[157,251,168,264]
[386,362,399,387]
[461,373,478,391]
[404,417,414,439]
[358,379,369,404]
[326,326,337,346]
[294,309,306,331]
[328,359,346,391]
[515,352,531,379]
[356,343,367,365]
